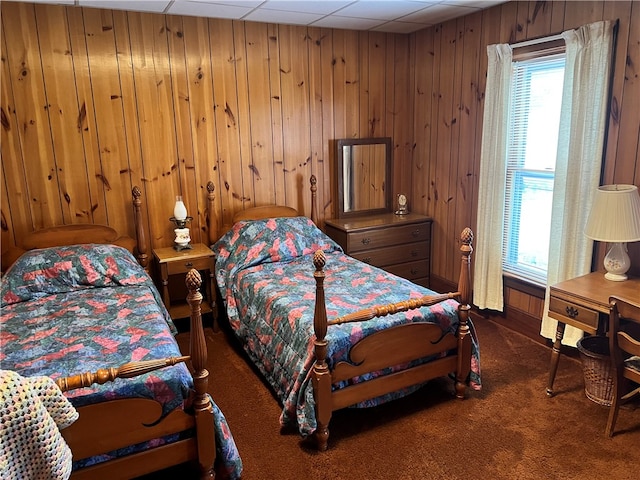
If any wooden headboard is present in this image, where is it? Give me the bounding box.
[1,187,148,272]
[206,175,319,246]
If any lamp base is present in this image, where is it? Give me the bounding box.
[604,271,628,282]
[174,243,192,252]
[603,242,631,282]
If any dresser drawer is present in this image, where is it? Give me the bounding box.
[548,296,599,333]
[385,260,430,282]
[347,223,431,253]
[351,241,429,268]
[166,256,213,276]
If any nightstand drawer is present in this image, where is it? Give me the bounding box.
[549,296,599,333]
[166,256,213,276]
[347,223,430,253]
[351,241,429,268]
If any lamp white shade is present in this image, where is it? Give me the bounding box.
[584,184,640,242]
[173,196,188,221]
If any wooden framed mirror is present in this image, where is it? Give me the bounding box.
[335,137,392,218]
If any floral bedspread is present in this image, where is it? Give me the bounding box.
[0,244,242,478]
[213,217,481,437]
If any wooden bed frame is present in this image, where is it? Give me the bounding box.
[3,187,216,480]
[205,175,474,451]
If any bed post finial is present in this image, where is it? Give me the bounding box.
[310,175,318,226]
[131,186,148,271]
[311,249,331,451]
[206,181,218,247]
[458,227,473,307]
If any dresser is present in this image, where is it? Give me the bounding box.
[324,213,432,287]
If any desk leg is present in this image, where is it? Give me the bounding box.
[546,321,566,397]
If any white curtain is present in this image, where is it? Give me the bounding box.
[472,44,512,311]
[473,20,614,337]
[540,20,614,346]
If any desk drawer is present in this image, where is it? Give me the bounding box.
[166,256,212,275]
[347,223,431,253]
[350,241,429,268]
[549,296,599,333]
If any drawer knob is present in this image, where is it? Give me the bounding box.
[185,262,194,268]
[362,257,372,264]
[361,238,371,245]
[411,250,418,257]
[565,306,579,319]
[411,268,419,275]
[411,229,420,237]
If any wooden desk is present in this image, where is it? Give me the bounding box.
[546,271,640,396]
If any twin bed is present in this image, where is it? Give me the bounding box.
[1,173,480,478]
[207,175,481,451]
[0,189,242,479]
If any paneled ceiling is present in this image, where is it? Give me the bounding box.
[25,0,508,34]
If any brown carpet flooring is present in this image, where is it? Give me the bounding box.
[148,318,639,480]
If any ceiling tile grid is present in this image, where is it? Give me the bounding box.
[25,0,507,33]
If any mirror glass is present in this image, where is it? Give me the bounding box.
[335,137,392,218]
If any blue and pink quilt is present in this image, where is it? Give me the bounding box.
[213,216,481,437]
[0,244,242,478]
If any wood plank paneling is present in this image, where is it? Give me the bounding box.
[2,2,61,231]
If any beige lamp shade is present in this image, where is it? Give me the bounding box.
[584,184,640,242]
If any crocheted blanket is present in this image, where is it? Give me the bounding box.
[0,370,79,480]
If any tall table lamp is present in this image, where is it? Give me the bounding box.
[584,184,640,281]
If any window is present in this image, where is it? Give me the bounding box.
[502,54,566,285]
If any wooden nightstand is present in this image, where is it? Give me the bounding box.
[152,243,216,322]
[546,271,640,396]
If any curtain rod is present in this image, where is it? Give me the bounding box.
[511,32,564,49]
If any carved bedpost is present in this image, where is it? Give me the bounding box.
[206,181,218,246]
[311,250,332,451]
[310,175,318,226]
[455,227,474,399]
[186,269,216,479]
[132,186,149,271]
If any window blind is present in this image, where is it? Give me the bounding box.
[502,54,566,285]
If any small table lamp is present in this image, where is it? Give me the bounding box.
[170,196,193,251]
[584,184,640,281]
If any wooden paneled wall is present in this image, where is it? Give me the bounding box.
[0,1,413,256]
[1,2,639,322]
[410,0,640,289]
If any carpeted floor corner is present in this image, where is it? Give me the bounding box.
[147,318,639,480]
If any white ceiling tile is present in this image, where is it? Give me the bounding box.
[441,0,504,7]
[335,1,428,21]
[167,1,253,19]
[400,3,475,23]
[259,1,353,15]
[244,9,323,26]
[186,0,262,5]
[79,1,171,13]
[311,15,386,31]
[372,20,429,34]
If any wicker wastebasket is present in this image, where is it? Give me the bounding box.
[576,335,613,406]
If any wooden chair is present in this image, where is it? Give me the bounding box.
[606,296,640,437]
